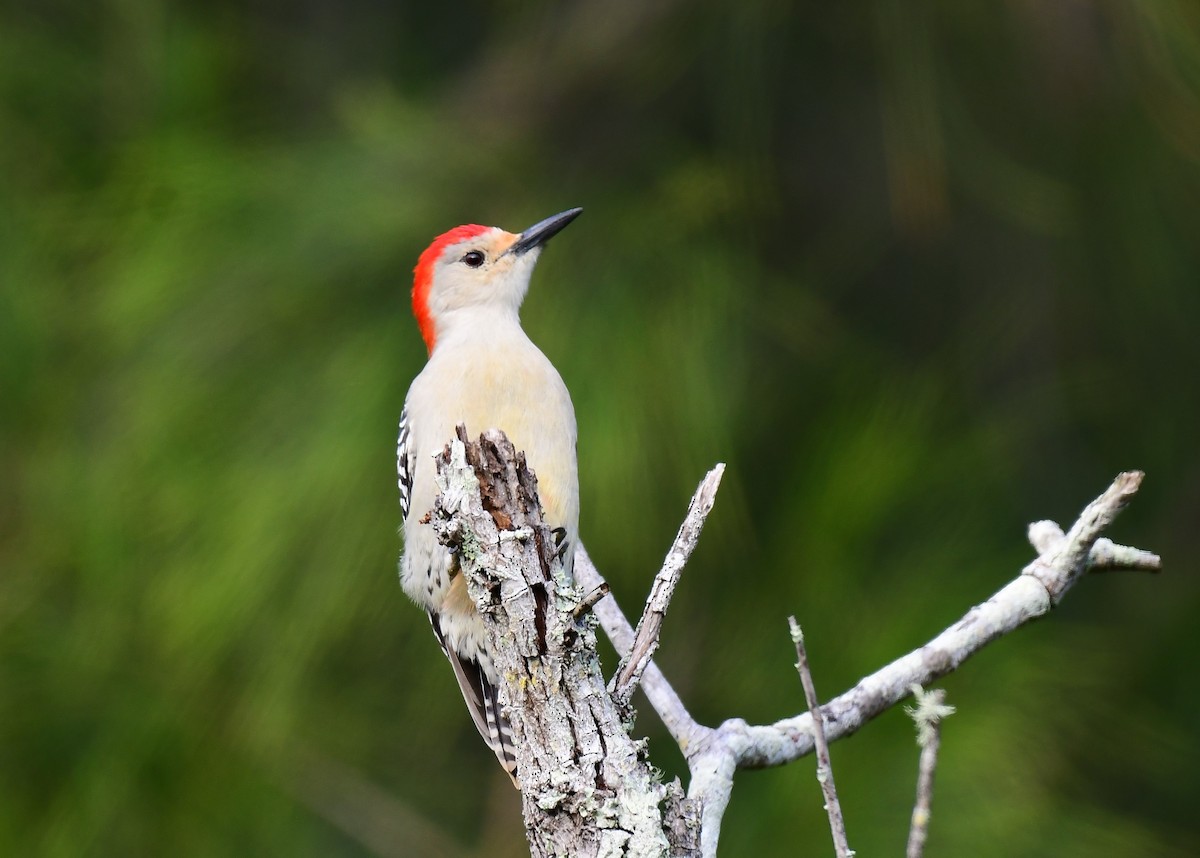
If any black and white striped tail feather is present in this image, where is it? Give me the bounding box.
[427,610,519,787]
[481,677,518,783]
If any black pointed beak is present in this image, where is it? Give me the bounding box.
[506,207,583,257]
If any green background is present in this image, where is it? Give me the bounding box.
[3,1,1197,855]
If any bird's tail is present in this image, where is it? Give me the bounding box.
[427,610,519,787]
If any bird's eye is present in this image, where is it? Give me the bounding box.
[463,251,485,268]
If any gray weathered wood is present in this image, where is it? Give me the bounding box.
[431,427,698,857]
[431,437,1158,857]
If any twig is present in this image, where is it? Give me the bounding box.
[1027,521,1161,572]
[1024,470,1146,602]
[611,464,725,708]
[575,545,710,752]
[904,686,954,858]
[572,582,611,619]
[683,471,1156,857]
[561,472,1153,858]
[789,617,854,858]
[736,471,1150,765]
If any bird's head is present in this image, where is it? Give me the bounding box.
[411,207,583,354]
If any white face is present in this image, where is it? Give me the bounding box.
[426,228,542,318]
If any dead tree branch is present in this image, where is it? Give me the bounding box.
[612,465,725,709]
[431,440,1157,857]
[577,471,1158,856]
[430,427,697,858]
[789,617,853,858]
[576,544,709,754]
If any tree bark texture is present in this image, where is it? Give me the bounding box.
[430,427,698,858]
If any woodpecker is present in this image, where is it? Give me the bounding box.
[397,208,582,784]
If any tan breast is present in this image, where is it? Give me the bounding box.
[407,335,578,529]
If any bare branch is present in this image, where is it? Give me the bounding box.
[572,582,611,619]
[1028,521,1161,573]
[612,464,725,708]
[434,458,1156,858]
[743,470,1149,766]
[685,741,738,858]
[575,545,710,753]
[1024,470,1145,602]
[431,430,683,857]
[682,471,1156,857]
[904,686,954,858]
[575,543,725,856]
[789,617,854,858]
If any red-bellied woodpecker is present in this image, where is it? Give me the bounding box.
[397,208,582,784]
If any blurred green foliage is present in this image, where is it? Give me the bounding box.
[2,1,1198,855]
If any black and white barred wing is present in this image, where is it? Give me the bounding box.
[396,406,416,521]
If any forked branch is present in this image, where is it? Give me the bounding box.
[578,471,1158,857]
[433,439,1157,857]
